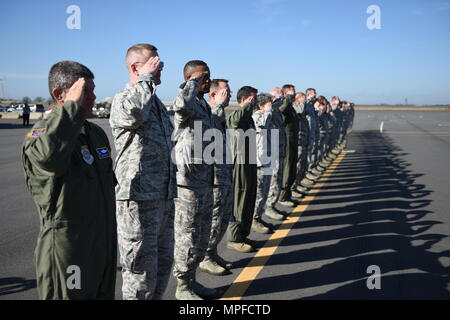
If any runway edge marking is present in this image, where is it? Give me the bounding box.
[220,152,347,300]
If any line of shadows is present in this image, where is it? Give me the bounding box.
[224,131,449,299]
[0,123,33,130]
[0,277,37,297]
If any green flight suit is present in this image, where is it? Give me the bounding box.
[22,101,117,300]
[278,95,299,201]
[226,102,257,243]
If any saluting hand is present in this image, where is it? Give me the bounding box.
[286,87,295,96]
[140,56,161,75]
[189,70,208,81]
[215,89,228,105]
[246,96,255,104]
[65,78,86,106]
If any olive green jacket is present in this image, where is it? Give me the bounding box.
[22,101,117,299]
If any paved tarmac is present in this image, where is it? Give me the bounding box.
[0,110,449,299]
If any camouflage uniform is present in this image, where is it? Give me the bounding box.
[110,74,176,300]
[305,99,319,169]
[116,200,174,300]
[343,105,352,139]
[209,187,233,255]
[316,110,327,163]
[252,109,273,218]
[349,105,355,131]
[207,102,233,256]
[293,102,309,186]
[266,97,286,208]
[170,78,214,280]
[327,107,338,155]
[332,104,343,148]
[337,105,347,146]
[173,187,213,279]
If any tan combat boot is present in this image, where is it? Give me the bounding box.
[301,177,315,187]
[211,248,234,270]
[252,217,270,234]
[265,206,287,220]
[199,255,228,276]
[306,172,319,180]
[175,278,203,300]
[227,241,254,253]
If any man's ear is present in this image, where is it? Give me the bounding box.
[183,71,190,81]
[51,88,65,106]
[129,63,139,77]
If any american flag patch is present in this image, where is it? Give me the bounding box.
[27,128,46,138]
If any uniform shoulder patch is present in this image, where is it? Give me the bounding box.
[81,145,94,165]
[27,128,46,138]
[96,147,110,159]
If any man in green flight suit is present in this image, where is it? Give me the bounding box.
[22,61,117,299]
[277,84,299,208]
[226,86,258,253]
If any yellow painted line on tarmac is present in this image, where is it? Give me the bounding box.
[385,131,450,136]
[355,107,450,111]
[221,153,347,300]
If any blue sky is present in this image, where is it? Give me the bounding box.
[0,0,449,105]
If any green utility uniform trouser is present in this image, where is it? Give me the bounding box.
[227,163,257,243]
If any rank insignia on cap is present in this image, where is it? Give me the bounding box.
[96,147,110,159]
[81,146,94,165]
[27,128,46,138]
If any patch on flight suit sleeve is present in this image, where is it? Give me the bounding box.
[96,147,110,159]
[27,128,46,138]
[81,145,94,165]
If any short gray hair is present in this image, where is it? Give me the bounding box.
[48,61,94,101]
[269,87,282,98]
[125,43,158,67]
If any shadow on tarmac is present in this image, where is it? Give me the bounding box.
[0,277,37,297]
[0,123,33,129]
[223,131,450,299]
